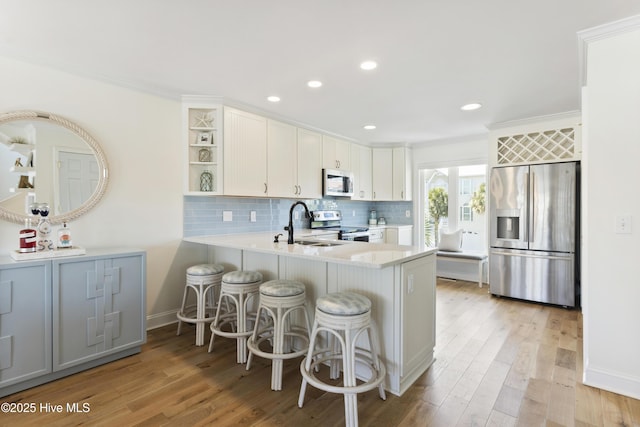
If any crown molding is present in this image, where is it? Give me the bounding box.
[487,110,581,132]
[578,14,640,87]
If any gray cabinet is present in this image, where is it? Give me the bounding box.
[0,261,51,389]
[0,249,146,397]
[53,252,146,371]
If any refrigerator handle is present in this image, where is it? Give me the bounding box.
[529,171,535,244]
[524,171,530,244]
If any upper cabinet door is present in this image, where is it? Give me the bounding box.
[297,128,323,199]
[393,147,412,200]
[224,107,268,196]
[372,148,393,200]
[351,144,372,200]
[267,120,297,198]
[322,135,351,170]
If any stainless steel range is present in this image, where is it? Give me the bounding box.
[311,210,370,242]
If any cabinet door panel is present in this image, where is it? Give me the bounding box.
[224,108,267,196]
[393,147,412,200]
[267,120,297,198]
[53,253,145,371]
[0,262,51,387]
[401,255,435,377]
[372,148,393,200]
[297,128,323,198]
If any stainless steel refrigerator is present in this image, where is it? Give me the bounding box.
[489,161,579,307]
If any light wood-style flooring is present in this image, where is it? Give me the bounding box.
[2,279,639,426]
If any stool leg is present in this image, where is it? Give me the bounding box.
[367,321,387,401]
[237,291,247,363]
[195,283,205,346]
[208,289,227,353]
[343,328,358,427]
[246,303,265,371]
[176,285,190,336]
[329,332,341,380]
[270,305,284,390]
[298,318,319,407]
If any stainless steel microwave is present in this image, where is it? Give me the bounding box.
[323,168,354,197]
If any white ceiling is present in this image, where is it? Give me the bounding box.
[1,1,639,145]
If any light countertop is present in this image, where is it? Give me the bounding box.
[183,232,436,269]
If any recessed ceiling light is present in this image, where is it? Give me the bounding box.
[360,61,378,71]
[267,96,281,103]
[363,124,377,130]
[307,80,323,88]
[461,103,482,111]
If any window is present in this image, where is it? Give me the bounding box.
[423,164,486,251]
[460,204,473,222]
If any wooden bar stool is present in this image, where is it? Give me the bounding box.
[298,291,386,427]
[176,263,225,346]
[246,279,312,391]
[208,270,262,363]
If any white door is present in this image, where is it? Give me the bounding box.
[57,151,98,213]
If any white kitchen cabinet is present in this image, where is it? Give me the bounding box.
[372,148,393,200]
[322,135,351,170]
[385,225,413,245]
[351,144,372,200]
[0,249,146,398]
[368,227,385,243]
[183,98,223,195]
[224,107,268,196]
[267,119,297,198]
[393,147,412,201]
[296,128,323,199]
[400,256,435,379]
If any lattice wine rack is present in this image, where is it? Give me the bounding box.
[497,127,576,165]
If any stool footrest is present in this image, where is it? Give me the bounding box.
[247,329,310,361]
[299,351,386,396]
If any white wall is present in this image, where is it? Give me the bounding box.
[0,56,207,328]
[582,26,640,399]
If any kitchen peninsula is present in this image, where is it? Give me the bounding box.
[183,232,437,396]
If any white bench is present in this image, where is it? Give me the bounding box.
[436,250,488,288]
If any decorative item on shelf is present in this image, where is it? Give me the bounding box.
[18,175,33,188]
[18,217,37,253]
[198,147,212,162]
[26,151,34,167]
[14,157,23,167]
[31,202,54,251]
[200,170,213,192]
[194,112,214,128]
[196,131,213,145]
[57,222,73,249]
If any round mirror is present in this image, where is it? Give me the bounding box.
[0,110,108,225]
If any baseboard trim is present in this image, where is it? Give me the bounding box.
[146,310,179,330]
[583,363,640,400]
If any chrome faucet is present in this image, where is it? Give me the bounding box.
[285,201,311,244]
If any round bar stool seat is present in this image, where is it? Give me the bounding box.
[298,291,386,427]
[208,270,262,363]
[246,280,312,391]
[176,263,225,346]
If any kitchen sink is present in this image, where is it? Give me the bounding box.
[294,240,345,247]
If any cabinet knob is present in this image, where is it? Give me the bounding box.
[264,183,268,193]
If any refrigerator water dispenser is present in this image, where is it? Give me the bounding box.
[496,216,520,240]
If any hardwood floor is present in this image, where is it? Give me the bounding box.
[2,278,639,426]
